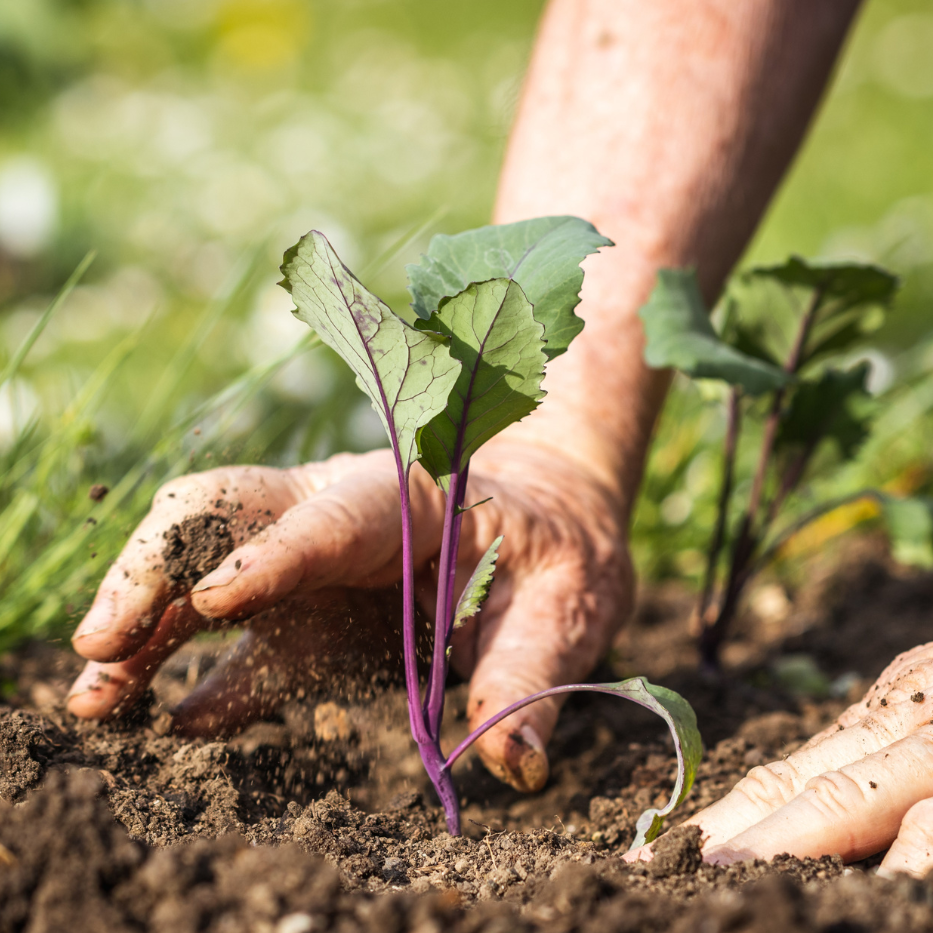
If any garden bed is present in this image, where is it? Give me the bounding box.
[3,540,933,932]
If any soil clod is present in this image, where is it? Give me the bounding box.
[648,824,704,877]
[161,513,235,590]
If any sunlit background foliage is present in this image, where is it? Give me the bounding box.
[1,0,933,646]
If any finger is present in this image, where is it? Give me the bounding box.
[72,466,296,662]
[189,468,444,620]
[799,643,933,750]
[172,586,403,736]
[67,597,205,719]
[461,562,614,793]
[704,726,933,864]
[879,797,933,878]
[685,683,933,848]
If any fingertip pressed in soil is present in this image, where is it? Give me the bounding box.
[3,543,933,932]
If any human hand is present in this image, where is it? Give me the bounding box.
[625,643,933,876]
[67,441,632,792]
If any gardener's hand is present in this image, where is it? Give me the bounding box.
[67,441,631,792]
[625,643,933,876]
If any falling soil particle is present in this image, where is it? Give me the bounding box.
[912,692,925,703]
[88,483,109,502]
[161,513,234,590]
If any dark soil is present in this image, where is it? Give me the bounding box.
[3,536,933,932]
[161,514,236,591]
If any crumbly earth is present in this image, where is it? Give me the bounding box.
[3,536,933,932]
[161,513,236,591]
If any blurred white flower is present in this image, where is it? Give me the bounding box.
[0,158,58,258]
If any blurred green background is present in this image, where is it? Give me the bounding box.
[1,0,933,646]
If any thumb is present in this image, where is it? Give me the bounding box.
[463,564,614,793]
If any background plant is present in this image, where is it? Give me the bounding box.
[638,257,933,668]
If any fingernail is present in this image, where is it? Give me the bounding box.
[66,669,106,700]
[497,723,548,792]
[518,723,548,791]
[191,563,240,593]
[73,605,113,641]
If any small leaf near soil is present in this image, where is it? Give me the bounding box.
[281,231,461,472]
[415,278,546,492]
[639,269,789,396]
[406,216,612,360]
[601,678,703,847]
[452,535,503,631]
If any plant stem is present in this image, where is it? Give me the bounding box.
[420,468,472,835]
[426,472,463,737]
[395,457,462,834]
[442,681,688,777]
[698,287,824,667]
[443,466,469,641]
[695,387,741,628]
[746,287,824,539]
[762,442,814,530]
[394,461,430,747]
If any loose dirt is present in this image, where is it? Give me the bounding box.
[3,536,933,932]
[161,514,235,591]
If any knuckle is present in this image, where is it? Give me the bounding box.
[732,762,800,810]
[858,714,903,747]
[802,770,866,822]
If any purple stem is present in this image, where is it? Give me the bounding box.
[442,683,659,772]
[443,466,470,643]
[425,469,462,737]
[394,454,461,831]
[393,459,429,746]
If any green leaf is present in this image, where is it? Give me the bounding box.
[452,535,503,630]
[881,496,933,569]
[749,256,899,312]
[589,678,702,848]
[406,216,612,360]
[640,270,789,396]
[776,363,872,460]
[729,321,782,367]
[803,317,869,364]
[415,278,546,492]
[280,231,461,471]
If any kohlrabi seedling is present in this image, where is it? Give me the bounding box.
[280,217,702,844]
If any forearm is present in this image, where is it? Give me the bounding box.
[492,0,862,516]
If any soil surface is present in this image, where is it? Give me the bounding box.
[3,536,933,932]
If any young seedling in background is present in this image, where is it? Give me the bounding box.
[639,257,916,669]
[281,218,702,844]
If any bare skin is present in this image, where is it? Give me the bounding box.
[72,1,933,874]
